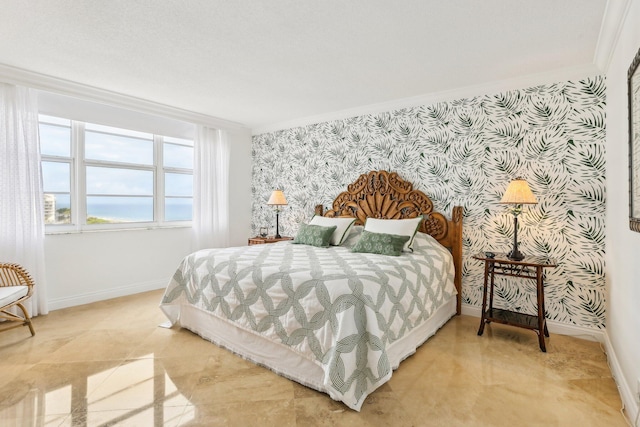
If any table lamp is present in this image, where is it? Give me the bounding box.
[500,177,537,261]
[267,189,288,238]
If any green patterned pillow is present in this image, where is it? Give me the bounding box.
[351,230,411,256]
[293,223,337,247]
[309,215,357,245]
[364,217,423,252]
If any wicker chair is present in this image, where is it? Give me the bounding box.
[0,263,35,336]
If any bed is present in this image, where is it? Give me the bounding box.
[160,170,463,411]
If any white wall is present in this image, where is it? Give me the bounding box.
[227,127,253,243]
[605,0,640,420]
[45,227,192,309]
[45,127,253,310]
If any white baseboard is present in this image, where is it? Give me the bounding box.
[47,278,168,311]
[461,303,639,425]
[603,331,640,426]
[460,303,483,317]
[460,303,605,342]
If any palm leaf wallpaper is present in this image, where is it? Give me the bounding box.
[252,76,606,329]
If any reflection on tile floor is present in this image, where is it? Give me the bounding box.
[0,290,628,426]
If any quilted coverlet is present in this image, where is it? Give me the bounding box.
[160,231,456,410]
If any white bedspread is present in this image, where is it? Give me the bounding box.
[160,230,456,410]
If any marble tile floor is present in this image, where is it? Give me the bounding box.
[0,289,628,427]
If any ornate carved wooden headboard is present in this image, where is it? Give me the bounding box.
[314,170,463,314]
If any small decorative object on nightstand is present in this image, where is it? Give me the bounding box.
[248,236,293,246]
[474,252,557,352]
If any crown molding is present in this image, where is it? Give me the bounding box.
[0,63,247,131]
[594,0,632,72]
[252,63,601,135]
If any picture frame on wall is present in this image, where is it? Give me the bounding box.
[628,46,640,232]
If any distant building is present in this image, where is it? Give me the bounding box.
[44,194,55,224]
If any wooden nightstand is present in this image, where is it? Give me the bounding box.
[473,252,557,352]
[247,236,293,246]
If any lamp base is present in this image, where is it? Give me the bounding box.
[274,211,281,239]
[507,248,525,261]
[508,214,525,261]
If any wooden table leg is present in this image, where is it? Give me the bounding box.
[477,260,490,336]
[543,321,549,338]
[536,266,547,352]
[488,262,495,323]
[541,269,549,338]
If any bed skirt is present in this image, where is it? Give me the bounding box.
[163,295,456,410]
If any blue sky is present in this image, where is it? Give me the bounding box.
[40,117,193,198]
[40,116,193,221]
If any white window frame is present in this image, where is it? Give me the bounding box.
[162,137,195,223]
[40,115,193,233]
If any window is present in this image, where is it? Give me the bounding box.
[163,137,194,222]
[40,116,72,225]
[39,115,194,230]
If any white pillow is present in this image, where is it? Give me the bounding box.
[309,216,357,245]
[341,225,363,247]
[363,217,423,251]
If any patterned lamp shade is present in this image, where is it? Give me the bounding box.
[500,178,537,205]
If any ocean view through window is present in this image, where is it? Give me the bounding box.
[39,115,194,230]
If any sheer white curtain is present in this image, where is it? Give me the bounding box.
[192,125,230,250]
[0,84,48,316]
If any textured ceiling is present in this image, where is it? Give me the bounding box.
[0,0,609,130]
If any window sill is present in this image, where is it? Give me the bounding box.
[45,223,192,235]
